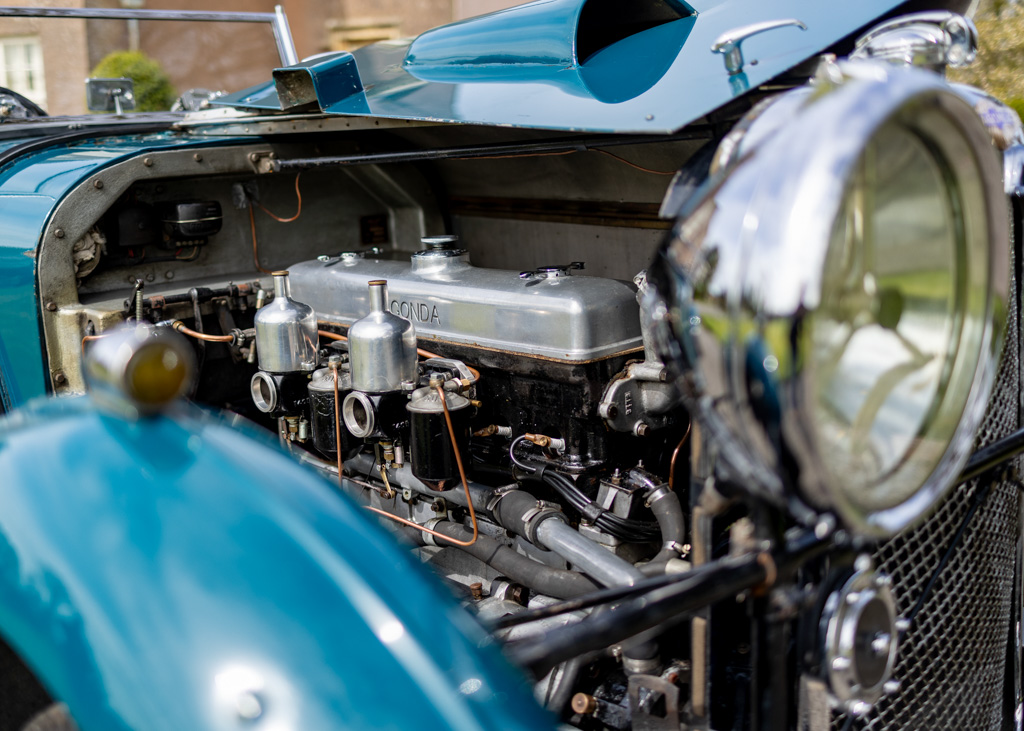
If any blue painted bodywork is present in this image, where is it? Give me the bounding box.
[0,397,552,730]
[0,2,928,726]
[272,52,364,109]
[0,131,247,411]
[217,0,907,133]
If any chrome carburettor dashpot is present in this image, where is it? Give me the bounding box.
[347,279,417,394]
[254,270,318,374]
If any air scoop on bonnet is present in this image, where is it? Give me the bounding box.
[287,244,643,363]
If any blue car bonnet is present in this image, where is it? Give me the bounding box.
[218,0,908,133]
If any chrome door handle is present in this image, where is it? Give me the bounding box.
[711,19,807,75]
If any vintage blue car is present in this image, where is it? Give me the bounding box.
[0,1,1019,729]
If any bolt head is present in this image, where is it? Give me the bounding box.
[871,633,892,656]
[848,700,872,717]
[854,554,873,572]
[93,179,103,189]
[193,153,203,162]
[44,300,56,312]
[53,371,66,385]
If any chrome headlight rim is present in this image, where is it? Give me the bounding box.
[799,89,1005,536]
[654,62,1008,538]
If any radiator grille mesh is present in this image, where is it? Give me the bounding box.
[833,263,1020,730]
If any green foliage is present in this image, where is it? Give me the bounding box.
[1007,97,1024,122]
[949,1,1024,107]
[89,50,175,112]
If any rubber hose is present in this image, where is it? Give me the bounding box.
[639,489,687,576]
[430,521,599,599]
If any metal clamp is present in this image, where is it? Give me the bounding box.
[644,484,674,508]
[519,261,585,280]
[521,501,567,545]
[486,484,519,513]
[711,19,807,75]
[662,540,687,556]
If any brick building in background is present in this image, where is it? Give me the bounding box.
[0,0,521,115]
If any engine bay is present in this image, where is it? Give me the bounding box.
[34,119,765,729]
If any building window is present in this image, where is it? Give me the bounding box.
[0,37,45,109]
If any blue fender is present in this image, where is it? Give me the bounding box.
[0,397,553,730]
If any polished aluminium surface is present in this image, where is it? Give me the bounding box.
[823,568,900,714]
[254,272,319,373]
[535,518,644,588]
[216,0,908,134]
[250,371,279,413]
[348,280,418,393]
[652,62,1007,536]
[0,5,297,66]
[0,397,552,730]
[289,255,642,363]
[342,390,378,438]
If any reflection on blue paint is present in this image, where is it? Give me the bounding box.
[0,397,554,729]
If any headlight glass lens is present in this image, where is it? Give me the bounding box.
[126,341,190,407]
[811,115,987,517]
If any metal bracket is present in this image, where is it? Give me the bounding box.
[247,150,277,174]
[599,361,675,435]
[628,674,680,731]
[711,19,807,75]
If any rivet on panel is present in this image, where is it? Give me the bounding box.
[193,153,203,162]
[44,300,56,312]
[93,179,103,189]
[54,228,64,239]
[143,157,153,167]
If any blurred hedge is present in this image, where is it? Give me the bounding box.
[949,0,1024,117]
[89,50,175,112]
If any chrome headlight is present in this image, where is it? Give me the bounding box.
[650,62,1008,536]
